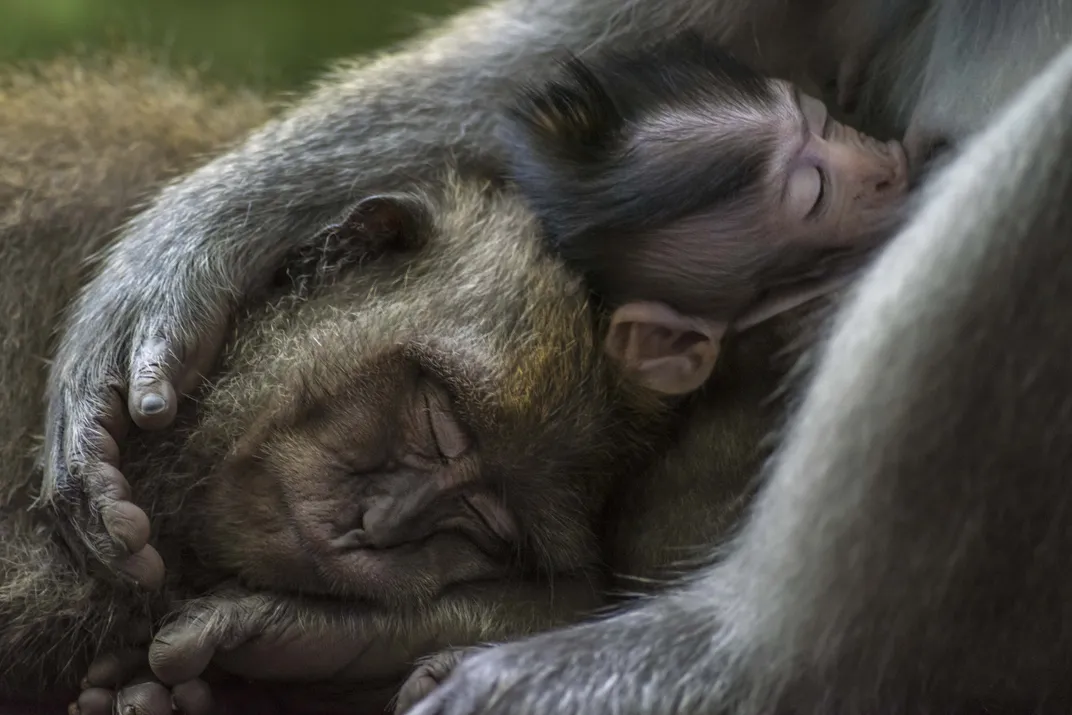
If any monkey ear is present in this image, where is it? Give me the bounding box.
[277,193,430,292]
[605,302,727,396]
[317,193,430,252]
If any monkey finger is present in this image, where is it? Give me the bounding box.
[86,464,160,584]
[117,544,165,591]
[115,681,172,715]
[395,649,475,714]
[101,500,150,555]
[171,679,214,715]
[395,673,442,714]
[96,384,131,446]
[74,687,114,715]
[148,621,221,685]
[128,336,181,431]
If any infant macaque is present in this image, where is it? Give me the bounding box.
[502,31,909,394]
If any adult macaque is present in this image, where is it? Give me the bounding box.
[41,0,1071,587]
[502,31,908,393]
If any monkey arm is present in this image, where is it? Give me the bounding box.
[77,577,602,715]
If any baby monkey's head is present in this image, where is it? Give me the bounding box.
[502,30,910,394]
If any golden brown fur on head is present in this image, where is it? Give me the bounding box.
[160,173,677,606]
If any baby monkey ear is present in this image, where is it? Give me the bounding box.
[605,302,727,396]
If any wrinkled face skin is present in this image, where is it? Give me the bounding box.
[175,185,669,608]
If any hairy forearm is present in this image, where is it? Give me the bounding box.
[78,0,724,328]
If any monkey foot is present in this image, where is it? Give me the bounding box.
[74,648,213,715]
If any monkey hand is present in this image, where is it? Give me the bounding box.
[146,588,426,688]
[394,647,487,714]
[42,293,229,590]
[405,604,723,715]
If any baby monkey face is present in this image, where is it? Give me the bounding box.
[777,82,909,244]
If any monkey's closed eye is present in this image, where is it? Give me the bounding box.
[787,164,825,218]
[808,167,827,218]
[420,384,471,461]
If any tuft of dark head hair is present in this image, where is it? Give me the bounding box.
[501,30,782,296]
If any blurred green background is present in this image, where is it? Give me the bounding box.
[2,0,475,90]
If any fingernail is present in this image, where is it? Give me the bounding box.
[140,394,167,415]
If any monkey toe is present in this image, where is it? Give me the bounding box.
[115,681,173,715]
[75,687,115,715]
[172,679,214,715]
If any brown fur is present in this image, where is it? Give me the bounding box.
[0,54,271,695]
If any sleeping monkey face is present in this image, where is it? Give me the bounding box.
[780,85,909,245]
